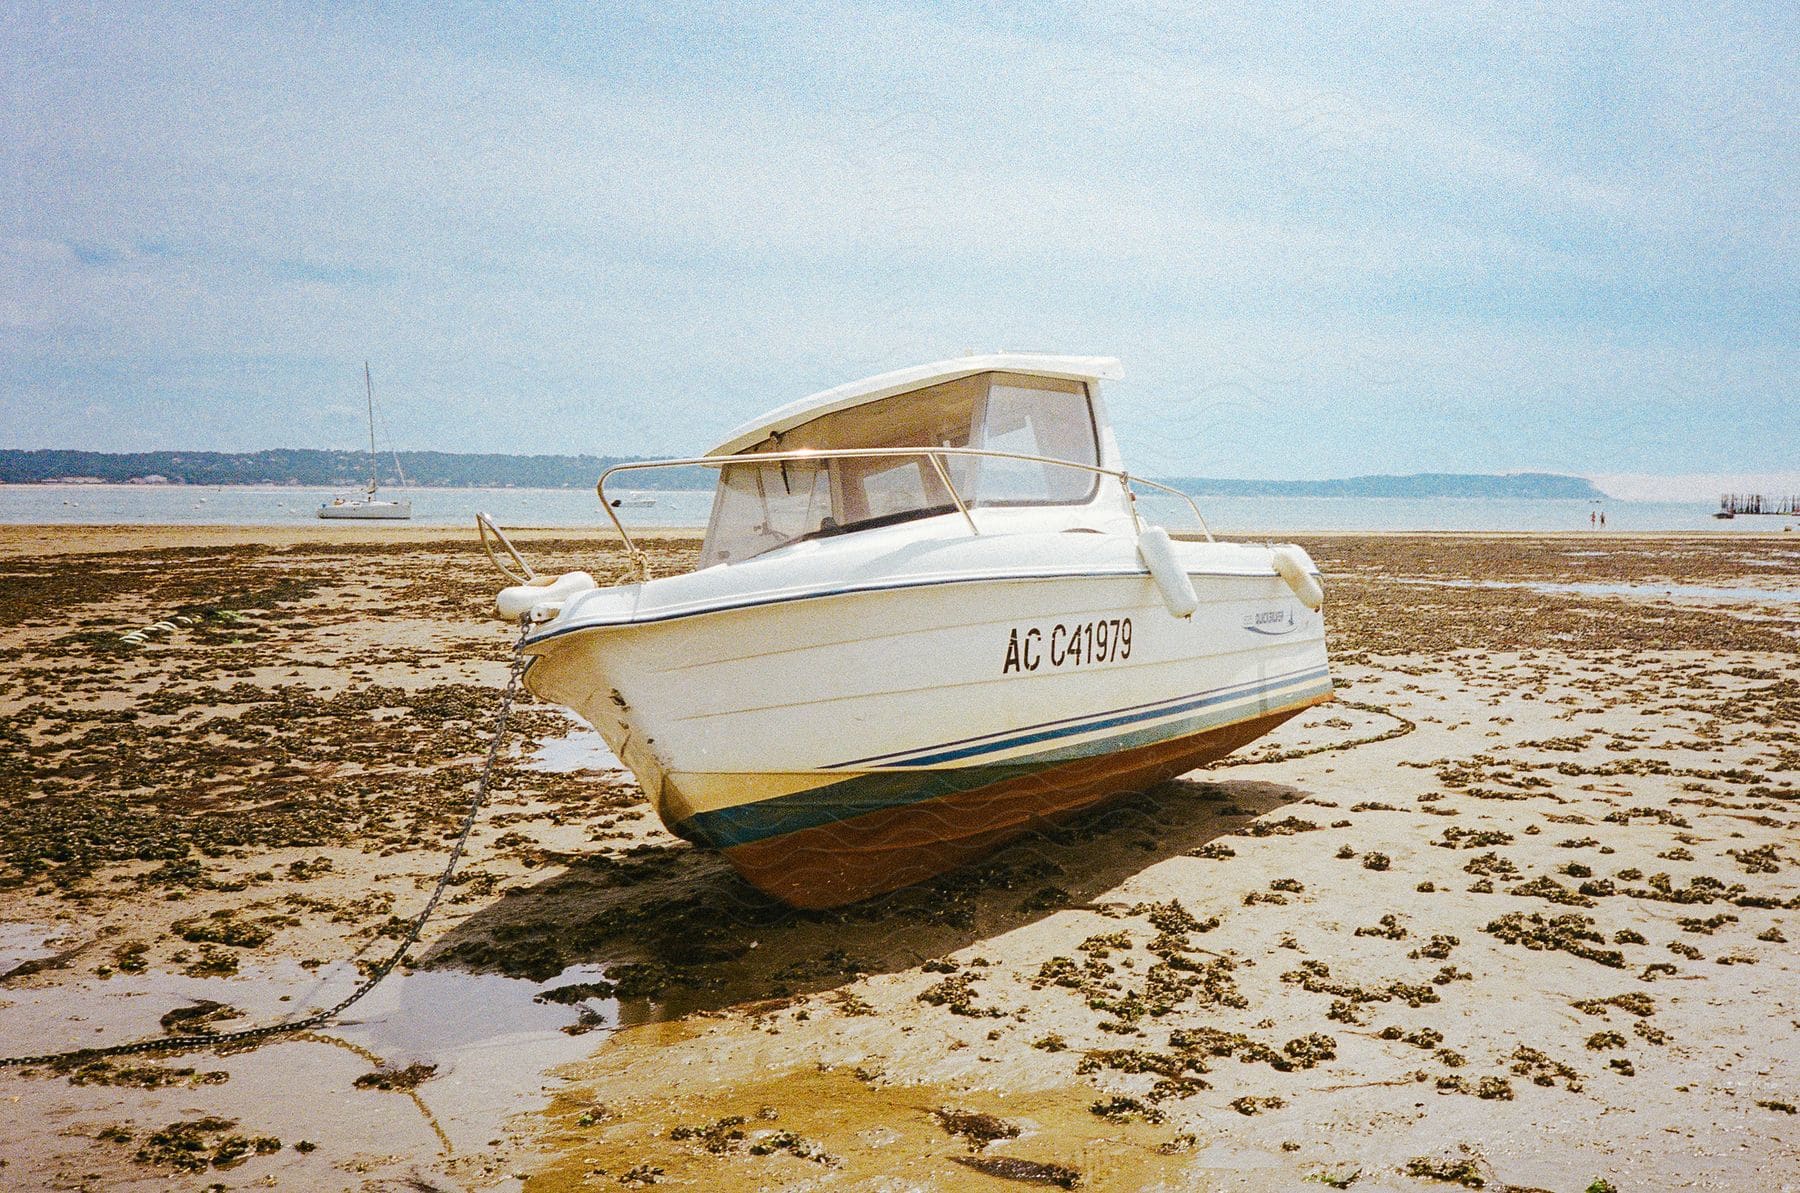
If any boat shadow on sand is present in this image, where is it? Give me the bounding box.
[423,775,1309,1025]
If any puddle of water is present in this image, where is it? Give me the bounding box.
[1399,578,1800,604]
[335,964,615,1056]
[0,923,70,973]
[0,956,620,1186]
[1555,581,1799,603]
[329,963,619,1150]
[526,1062,1196,1192]
[527,718,623,772]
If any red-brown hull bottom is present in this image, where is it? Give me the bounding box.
[722,702,1318,908]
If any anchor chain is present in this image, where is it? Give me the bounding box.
[1213,698,1416,767]
[0,620,534,1070]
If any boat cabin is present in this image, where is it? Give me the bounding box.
[698,355,1131,567]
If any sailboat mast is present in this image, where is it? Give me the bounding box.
[364,361,378,495]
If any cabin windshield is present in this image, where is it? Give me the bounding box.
[699,372,1099,567]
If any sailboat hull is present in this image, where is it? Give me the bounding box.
[318,499,413,520]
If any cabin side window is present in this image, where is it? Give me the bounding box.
[967,376,1099,507]
[699,459,834,567]
[698,372,1100,566]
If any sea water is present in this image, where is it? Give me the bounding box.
[1,483,1790,535]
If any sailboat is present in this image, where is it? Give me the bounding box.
[319,362,412,520]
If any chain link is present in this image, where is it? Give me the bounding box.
[1212,698,1415,767]
[0,620,533,1070]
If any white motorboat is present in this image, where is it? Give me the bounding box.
[319,362,412,520]
[488,355,1331,907]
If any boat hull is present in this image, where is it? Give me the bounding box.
[522,558,1330,907]
[719,702,1315,907]
[318,500,412,520]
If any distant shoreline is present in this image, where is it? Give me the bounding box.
[5,484,1783,535]
[1,524,1792,566]
[0,479,1689,507]
[0,448,1606,500]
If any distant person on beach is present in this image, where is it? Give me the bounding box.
[1599,511,1606,528]
[1590,511,1596,527]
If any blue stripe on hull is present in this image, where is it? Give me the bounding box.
[673,673,1333,850]
[849,664,1331,768]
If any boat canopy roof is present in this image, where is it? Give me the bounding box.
[705,353,1124,458]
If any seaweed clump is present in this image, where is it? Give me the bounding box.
[1508,1046,1583,1092]
[1229,1094,1287,1115]
[1482,912,1624,968]
[918,972,1005,1018]
[931,1107,1021,1149]
[1403,1154,1487,1187]
[1572,992,1655,1018]
[131,1116,280,1173]
[1089,1095,1164,1123]
[352,1062,438,1091]
[1280,958,1440,1024]
[159,999,241,1034]
[669,1115,747,1153]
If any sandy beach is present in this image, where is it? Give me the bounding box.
[0,525,1794,1191]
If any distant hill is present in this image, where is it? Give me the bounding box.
[1161,472,1606,500]
[0,450,1605,500]
[0,448,710,490]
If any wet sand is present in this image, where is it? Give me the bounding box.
[0,526,1795,1191]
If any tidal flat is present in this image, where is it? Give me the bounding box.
[0,525,1794,1191]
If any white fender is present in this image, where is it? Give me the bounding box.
[1137,526,1199,618]
[1272,546,1324,611]
[496,571,597,620]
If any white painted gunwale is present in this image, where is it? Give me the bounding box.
[526,525,1321,642]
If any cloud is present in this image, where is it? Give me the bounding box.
[0,1,1794,479]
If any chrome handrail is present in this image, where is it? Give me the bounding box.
[476,510,535,584]
[921,451,980,536]
[594,446,1215,568]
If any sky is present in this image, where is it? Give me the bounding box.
[1,2,1795,483]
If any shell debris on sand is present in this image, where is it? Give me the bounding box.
[0,526,1795,1191]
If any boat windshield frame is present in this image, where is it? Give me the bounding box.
[596,446,1214,574]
